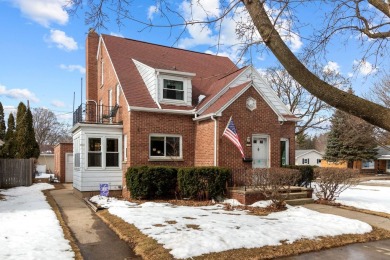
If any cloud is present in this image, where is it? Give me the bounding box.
[177,1,302,63]
[51,100,65,108]
[47,29,78,51]
[60,64,86,74]
[353,60,378,75]
[323,61,341,74]
[0,84,39,103]
[147,5,159,20]
[12,0,70,27]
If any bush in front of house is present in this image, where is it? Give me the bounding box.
[314,167,359,201]
[126,166,178,199]
[250,167,300,209]
[177,167,231,200]
[284,165,315,187]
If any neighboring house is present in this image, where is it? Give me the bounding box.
[295,150,324,166]
[320,145,390,174]
[71,31,298,198]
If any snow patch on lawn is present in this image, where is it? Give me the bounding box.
[93,197,372,259]
[336,185,390,214]
[0,183,74,259]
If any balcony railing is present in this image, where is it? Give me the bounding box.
[73,102,122,125]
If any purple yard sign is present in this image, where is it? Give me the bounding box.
[100,183,109,197]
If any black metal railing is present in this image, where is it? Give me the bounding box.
[73,102,122,125]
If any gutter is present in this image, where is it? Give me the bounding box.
[128,106,195,115]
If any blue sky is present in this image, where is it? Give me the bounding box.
[0,0,384,125]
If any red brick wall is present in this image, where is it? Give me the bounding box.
[54,143,73,183]
[194,120,215,166]
[128,111,195,167]
[217,86,295,170]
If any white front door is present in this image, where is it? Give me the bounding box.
[65,153,74,183]
[252,136,269,168]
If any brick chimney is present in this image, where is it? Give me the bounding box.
[86,29,99,103]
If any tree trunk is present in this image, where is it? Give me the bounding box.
[243,0,390,131]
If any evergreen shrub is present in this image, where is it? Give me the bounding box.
[284,165,315,187]
[126,166,177,199]
[177,167,230,200]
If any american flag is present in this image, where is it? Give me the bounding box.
[222,116,245,158]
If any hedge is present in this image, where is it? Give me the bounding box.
[177,167,230,200]
[126,166,230,201]
[126,166,178,199]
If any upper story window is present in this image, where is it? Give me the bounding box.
[163,79,184,101]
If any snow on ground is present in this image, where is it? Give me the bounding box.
[0,183,74,260]
[360,180,390,185]
[91,196,372,259]
[335,184,390,214]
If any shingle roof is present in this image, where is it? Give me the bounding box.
[101,34,238,109]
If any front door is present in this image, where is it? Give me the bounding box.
[252,136,269,168]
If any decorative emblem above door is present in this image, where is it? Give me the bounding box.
[246,97,257,111]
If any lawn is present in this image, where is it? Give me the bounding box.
[91,194,379,259]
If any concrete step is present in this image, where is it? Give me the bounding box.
[282,191,309,200]
[286,198,315,206]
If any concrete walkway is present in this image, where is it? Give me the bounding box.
[303,204,390,232]
[282,203,390,259]
[50,184,140,260]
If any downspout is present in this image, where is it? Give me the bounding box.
[211,115,217,166]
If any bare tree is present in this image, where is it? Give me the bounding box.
[69,0,390,131]
[264,65,350,135]
[32,108,72,149]
[314,168,359,202]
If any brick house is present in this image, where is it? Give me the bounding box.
[71,31,298,198]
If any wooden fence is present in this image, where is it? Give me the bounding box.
[0,159,34,188]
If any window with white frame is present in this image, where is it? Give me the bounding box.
[163,79,184,101]
[74,137,80,168]
[302,158,310,164]
[280,138,289,166]
[116,84,120,105]
[87,137,121,168]
[362,160,375,169]
[150,135,181,159]
[106,138,119,167]
[88,138,102,167]
[317,159,322,164]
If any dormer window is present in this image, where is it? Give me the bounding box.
[163,79,184,101]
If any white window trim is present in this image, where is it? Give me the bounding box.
[158,74,190,106]
[85,135,122,170]
[280,138,289,166]
[362,160,375,169]
[149,134,183,161]
[116,84,120,105]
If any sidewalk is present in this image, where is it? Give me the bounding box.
[303,203,390,231]
[50,184,140,260]
[282,203,390,259]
